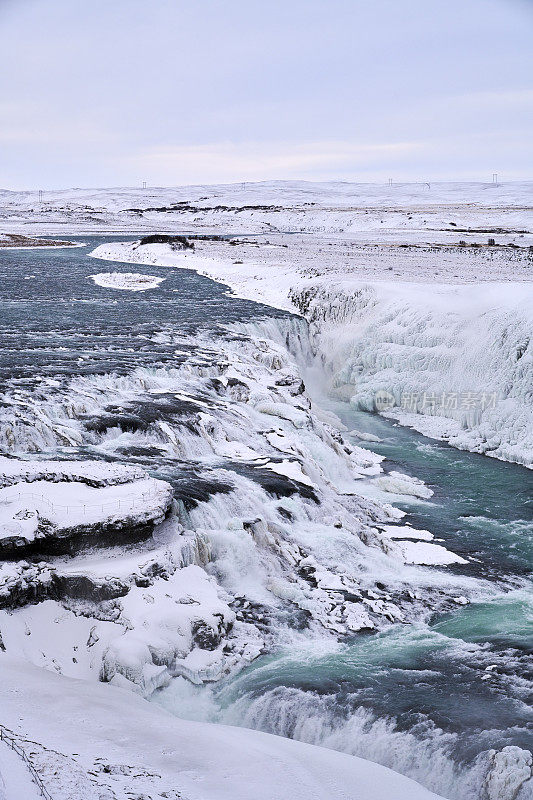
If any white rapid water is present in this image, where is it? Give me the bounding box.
[155,676,489,800]
[154,603,533,800]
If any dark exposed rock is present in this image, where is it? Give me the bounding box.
[138,234,194,249]
[56,574,129,602]
[125,203,284,215]
[209,377,250,402]
[228,463,319,503]
[0,518,166,560]
[192,619,224,650]
[0,567,129,610]
[277,505,295,521]
[169,474,233,512]
[84,396,206,435]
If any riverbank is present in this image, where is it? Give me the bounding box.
[0,233,77,248]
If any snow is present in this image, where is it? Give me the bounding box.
[485,747,532,800]
[31,179,521,467]
[379,524,433,540]
[391,539,468,566]
[376,471,434,500]
[261,458,315,487]
[2,181,532,244]
[101,564,234,692]
[374,523,468,567]
[0,326,481,698]
[0,477,171,538]
[0,654,447,800]
[0,457,145,487]
[0,742,41,800]
[89,271,165,291]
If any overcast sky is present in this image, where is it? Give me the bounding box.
[1,0,532,189]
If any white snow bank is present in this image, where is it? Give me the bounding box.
[392,539,467,566]
[0,476,172,553]
[377,471,434,499]
[485,746,532,800]
[90,240,295,311]
[101,564,235,692]
[0,457,145,487]
[0,655,447,800]
[89,271,165,291]
[376,524,467,566]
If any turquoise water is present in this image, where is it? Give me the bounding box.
[335,404,532,581]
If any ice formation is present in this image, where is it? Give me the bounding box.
[89,271,165,290]
[0,317,484,798]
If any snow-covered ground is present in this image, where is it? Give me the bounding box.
[0,740,42,800]
[0,459,172,556]
[11,179,523,464]
[1,181,532,244]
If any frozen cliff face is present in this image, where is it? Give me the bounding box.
[484,747,532,800]
[292,281,533,467]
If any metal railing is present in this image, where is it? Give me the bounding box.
[0,724,54,799]
[0,488,156,516]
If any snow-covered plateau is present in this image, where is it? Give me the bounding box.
[0,181,531,800]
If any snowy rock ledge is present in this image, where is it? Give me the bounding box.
[0,511,240,693]
[0,458,173,557]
